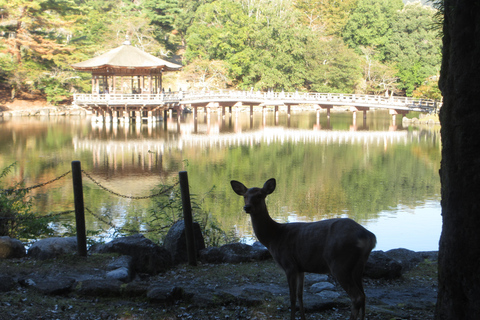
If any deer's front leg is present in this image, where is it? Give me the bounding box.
[297,272,305,320]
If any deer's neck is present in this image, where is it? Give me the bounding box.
[250,210,280,248]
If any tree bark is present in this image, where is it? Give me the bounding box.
[436,1,480,319]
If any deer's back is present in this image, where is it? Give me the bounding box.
[267,218,375,274]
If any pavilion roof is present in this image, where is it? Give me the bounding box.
[71,43,182,72]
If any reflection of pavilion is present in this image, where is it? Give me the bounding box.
[73,129,415,173]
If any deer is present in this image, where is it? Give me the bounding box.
[230,178,376,320]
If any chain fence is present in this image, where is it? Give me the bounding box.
[0,169,179,235]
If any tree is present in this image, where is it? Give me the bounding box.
[181,59,230,90]
[342,0,403,60]
[0,0,80,101]
[305,37,362,93]
[294,0,357,35]
[384,2,441,96]
[435,0,480,319]
[185,0,311,90]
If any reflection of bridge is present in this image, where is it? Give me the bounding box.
[73,128,431,172]
[73,90,440,124]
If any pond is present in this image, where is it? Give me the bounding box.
[0,108,441,251]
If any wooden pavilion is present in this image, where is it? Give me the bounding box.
[71,38,182,124]
[71,38,182,95]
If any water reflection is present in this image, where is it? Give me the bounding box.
[0,110,441,250]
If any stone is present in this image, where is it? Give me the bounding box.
[89,234,172,274]
[164,220,206,265]
[28,237,77,260]
[199,243,271,264]
[305,273,329,285]
[385,248,424,273]
[365,250,403,279]
[0,236,26,259]
[76,279,123,297]
[106,267,131,282]
[0,275,16,292]
[310,282,335,293]
[147,285,184,303]
[33,277,76,295]
[106,255,133,271]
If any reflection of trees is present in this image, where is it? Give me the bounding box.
[186,135,441,233]
[341,145,440,220]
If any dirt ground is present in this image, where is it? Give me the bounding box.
[0,254,437,320]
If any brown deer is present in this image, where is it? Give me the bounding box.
[231,178,376,320]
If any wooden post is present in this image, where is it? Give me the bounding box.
[71,161,87,257]
[179,171,197,266]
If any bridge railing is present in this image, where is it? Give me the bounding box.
[73,90,440,111]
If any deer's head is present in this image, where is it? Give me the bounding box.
[231,178,276,215]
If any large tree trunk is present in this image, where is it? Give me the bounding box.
[436,1,480,319]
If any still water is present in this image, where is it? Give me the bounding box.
[0,108,441,251]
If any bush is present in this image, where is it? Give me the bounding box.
[0,163,56,241]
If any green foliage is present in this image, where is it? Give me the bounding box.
[305,37,362,93]
[0,163,56,242]
[0,0,443,99]
[384,2,441,96]
[146,182,237,246]
[343,0,404,59]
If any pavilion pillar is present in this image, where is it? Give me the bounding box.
[147,110,153,123]
[160,70,163,92]
[105,108,112,123]
[136,110,142,124]
[124,106,130,123]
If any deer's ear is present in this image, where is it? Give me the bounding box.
[263,178,276,195]
[231,180,248,196]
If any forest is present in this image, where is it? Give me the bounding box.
[0,0,441,105]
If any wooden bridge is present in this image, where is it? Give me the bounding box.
[73,90,440,124]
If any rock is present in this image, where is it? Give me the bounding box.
[314,290,342,300]
[310,282,335,293]
[0,275,16,292]
[105,255,133,282]
[89,234,172,274]
[106,267,131,282]
[76,279,123,297]
[106,255,133,271]
[198,247,224,263]
[199,242,271,263]
[0,236,26,259]
[164,220,206,265]
[28,237,77,260]
[365,250,403,279]
[33,277,76,295]
[303,293,344,313]
[147,285,185,303]
[385,248,425,273]
[305,273,329,285]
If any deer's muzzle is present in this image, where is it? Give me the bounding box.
[243,204,252,213]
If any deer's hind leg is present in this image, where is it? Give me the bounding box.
[329,258,366,320]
